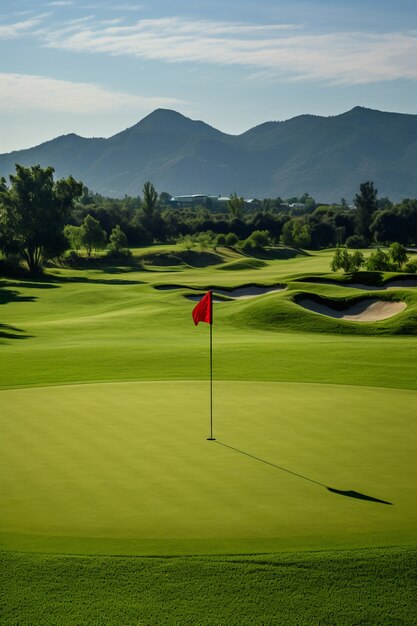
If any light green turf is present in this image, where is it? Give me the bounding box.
[1,251,416,390]
[1,247,417,555]
[1,381,416,554]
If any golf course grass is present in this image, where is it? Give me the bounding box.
[1,246,417,624]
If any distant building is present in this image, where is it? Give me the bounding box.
[169,194,237,210]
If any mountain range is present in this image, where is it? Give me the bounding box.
[1,106,416,202]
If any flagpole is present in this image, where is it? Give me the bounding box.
[207,291,215,440]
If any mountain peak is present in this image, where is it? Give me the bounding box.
[113,109,224,139]
[0,106,416,201]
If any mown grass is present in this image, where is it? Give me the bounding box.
[1,548,416,625]
[1,381,415,555]
[1,246,416,623]
[1,248,416,389]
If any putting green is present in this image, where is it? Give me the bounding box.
[1,381,416,555]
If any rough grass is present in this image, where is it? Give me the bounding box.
[1,548,416,625]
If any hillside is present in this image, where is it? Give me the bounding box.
[0,107,416,201]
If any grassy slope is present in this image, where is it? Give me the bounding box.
[1,248,416,390]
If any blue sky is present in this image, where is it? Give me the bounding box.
[1,0,416,152]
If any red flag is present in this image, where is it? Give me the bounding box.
[192,291,212,326]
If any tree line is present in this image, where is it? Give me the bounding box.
[0,164,416,274]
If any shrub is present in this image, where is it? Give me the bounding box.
[105,247,132,259]
[345,235,367,249]
[195,231,216,250]
[365,249,392,272]
[64,250,82,266]
[64,224,83,250]
[0,253,23,275]
[178,234,195,251]
[389,242,408,269]
[109,225,128,252]
[331,247,364,273]
[404,257,417,273]
[225,233,238,247]
[248,230,270,248]
[237,230,271,254]
[237,238,255,254]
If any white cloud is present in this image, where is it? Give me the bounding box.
[0,73,186,113]
[0,16,44,39]
[40,16,417,85]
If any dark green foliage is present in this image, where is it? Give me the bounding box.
[136,181,167,243]
[249,211,287,241]
[141,181,158,217]
[331,248,364,273]
[64,224,82,250]
[282,218,312,248]
[0,165,82,273]
[345,234,367,248]
[370,200,417,245]
[109,224,128,252]
[237,229,270,253]
[226,192,245,218]
[365,249,392,272]
[80,214,107,258]
[404,257,417,273]
[354,181,378,243]
[225,232,239,247]
[364,244,409,272]
[1,548,415,625]
[389,242,408,269]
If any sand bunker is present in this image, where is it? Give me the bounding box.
[186,285,285,302]
[213,285,285,299]
[157,284,286,301]
[298,298,406,322]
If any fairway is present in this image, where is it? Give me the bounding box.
[1,380,416,555]
[1,248,417,623]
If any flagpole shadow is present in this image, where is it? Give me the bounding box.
[215,441,393,506]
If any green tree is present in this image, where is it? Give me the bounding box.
[109,224,128,252]
[141,181,158,217]
[331,248,364,273]
[227,193,245,218]
[64,224,83,250]
[238,230,270,253]
[345,235,367,249]
[80,214,107,258]
[365,249,392,272]
[350,250,365,272]
[225,232,239,247]
[138,181,166,242]
[0,164,82,273]
[330,247,345,272]
[389,242,408,270]
[354,181,378,244]
[281,218,312,248]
